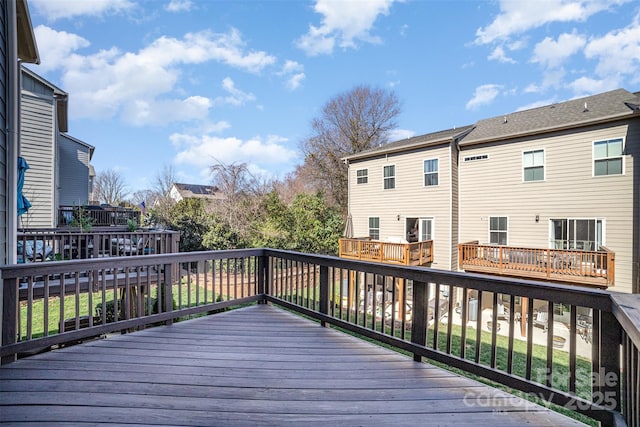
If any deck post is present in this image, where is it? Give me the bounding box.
[257,253,268,303]
[163,263,174,325]
[411,280,429,362]
[1,277,19,364]
[599,310,621,413]
[319,265,329,327]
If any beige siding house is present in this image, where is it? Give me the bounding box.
[345,127,473,271]
[459,89,640,294]
[345,89,639,294]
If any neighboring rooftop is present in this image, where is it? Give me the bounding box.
[345,88,640,160]
[345,125,474,161]
[461,88,640,146]
[170,183,224,201]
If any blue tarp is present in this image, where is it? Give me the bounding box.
[17,156,31,216]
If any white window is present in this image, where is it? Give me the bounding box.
[423,159,438,186]
[383,165,395,189]
[523,149,544,182]
[550,219,603,251]
[356,168,368,184]
[369,217,380,240]
[594,138,623,176]
[489,216,508,245]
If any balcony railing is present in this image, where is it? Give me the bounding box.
[17,228,180,263]
[58,205,140,227]
[1,249,638,426]
[458,241,615,287]
[339,237,433,266]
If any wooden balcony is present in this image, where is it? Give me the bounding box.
[1,249,638,426]
[17,227,180,263]
[339,237,433,266]
[58,205,140,227]
[458,241,615,288]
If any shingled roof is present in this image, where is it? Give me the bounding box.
[460,89,640,146]
[172,183,223,200]
[344,125,474,162]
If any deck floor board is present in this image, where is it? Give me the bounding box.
[0,304,585,426]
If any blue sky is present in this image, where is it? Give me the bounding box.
[26,0,640,196]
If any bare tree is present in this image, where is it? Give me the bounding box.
[301,84,401,213]
[154,164,176,199]
[150,164,177,224]
[209,160,270,238]
[94,169,127,205]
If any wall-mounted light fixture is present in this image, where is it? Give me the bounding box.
[535,215,539,223]
[397,214,400,221]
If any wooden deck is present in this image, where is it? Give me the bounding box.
[0,305,585,426]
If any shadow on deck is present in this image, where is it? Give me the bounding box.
[0,305,583,426]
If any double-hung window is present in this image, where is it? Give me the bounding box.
[594,138,623,176]
[383,165,395,189]
[523,149,544,181]
[369,217,380,240]
[423,159,438,186]
[489,216,508,245]
[356,168,368,184]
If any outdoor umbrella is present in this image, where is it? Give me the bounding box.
[17,156,31,216]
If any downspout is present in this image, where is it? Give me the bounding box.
[7,0,19,264]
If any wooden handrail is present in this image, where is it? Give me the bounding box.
[339,238,433,266]
[1,248,639,426]
[458,242,615,287]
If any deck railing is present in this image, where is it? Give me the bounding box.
[339,237,433,266]
[17,228,180,263]
[1,249,638,426]
[57,206,140,227]
[458,241,615,287]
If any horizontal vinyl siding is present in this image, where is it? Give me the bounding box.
[349,144,453,271]
[20,94,55,228]
[58,135,90,206]
[459,122,637,293]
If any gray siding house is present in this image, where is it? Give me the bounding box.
[345,89,640,294]
[58,133,94,207]
[0,0,39,263]
[19,67,94,228]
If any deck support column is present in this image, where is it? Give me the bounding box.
[411,280,428,362]
[1,277,19,364]
[319,265,329,327]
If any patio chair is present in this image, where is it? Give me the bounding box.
[533,310,548,332]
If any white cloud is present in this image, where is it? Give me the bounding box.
[165,0,194,13]
[213,77,256,107]
[122,96,212,126]
[583,17,640,83]
[531,31,586,68]
[32,26,275,123]
[475,0,629,45]
[488,46,516,63]
[278,60,306,90]
[30,0,135,21]
[466,84,503,110]
[172,133,299,169]
[33,25,91,72]
[296,0,395,56]
[387,128,415,141]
